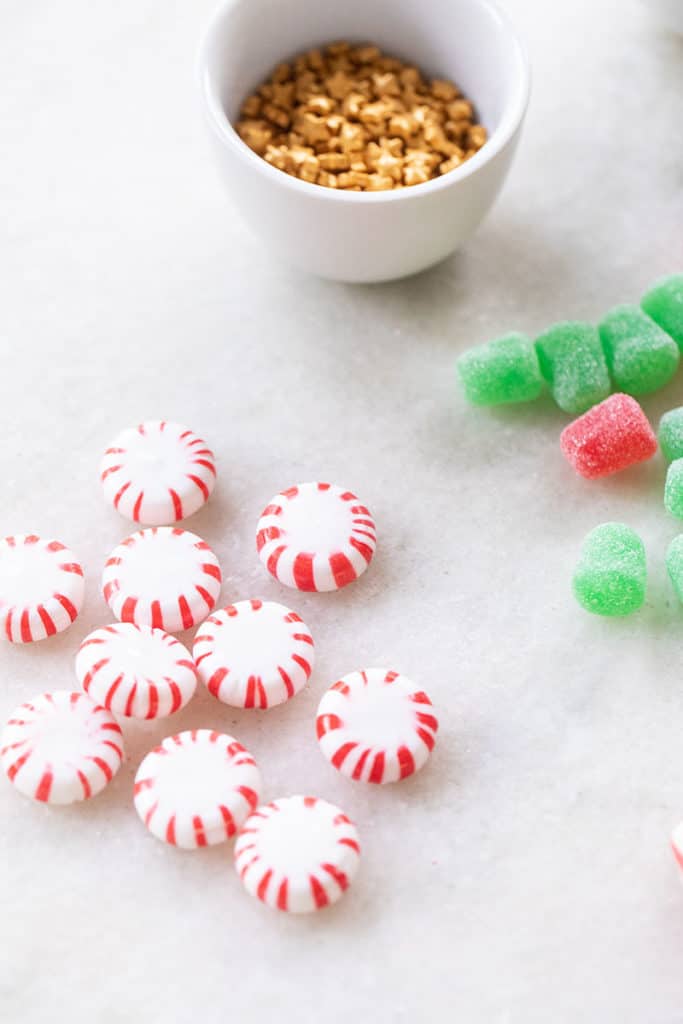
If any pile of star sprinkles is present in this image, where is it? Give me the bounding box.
[0,420,438,914]
[236,41,487,191]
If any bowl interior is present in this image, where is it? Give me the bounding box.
[202,0,528,146]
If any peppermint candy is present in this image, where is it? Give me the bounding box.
[76,623,197,718]
[193,599,314,708]
[0,535,84,643]
[256,482,376,592]
[1,691,123,803]
[234,795,361,913]
[316,668,438,783]
[101,420,216,524]
[102,527,221,632]
[134,729,261,848]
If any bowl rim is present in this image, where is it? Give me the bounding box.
[198,0,531,205]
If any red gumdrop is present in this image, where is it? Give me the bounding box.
[560,393,657,479]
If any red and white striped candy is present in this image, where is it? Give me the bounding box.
[671,823,683,874]
[193,599,314,709]
[316,668,438,784]
[0,535,84,643]
[100,420,216,525]
[256,482,376,592]
[234,795,361,913]
[0,691,123,803]
[102,527,221,633]
[76,623,198,718]
[134,729,261,849]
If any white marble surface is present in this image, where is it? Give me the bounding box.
[1,2,682,1021]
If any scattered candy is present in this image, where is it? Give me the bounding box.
[535,321,611,414]
[134,729,261,848]
[234,794,360,913]
[666,535,683,604]
[642,274,683,350]
[256,482,376,592]
[100,420,216,525]
[75,623,198,718]
[316,667,438,783]
[102,527,221,632]
[193,599,314,708]
[560,393,657,479]
[598,304,679,396]
[572,523,646,616]
[0,535,85,643]
[658,407,683,463]
[665,460,683,519]
[456,332,544,406]
[0,691,123,803]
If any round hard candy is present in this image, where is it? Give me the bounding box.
[1,690,123,803]
[193,599,314,709]
[102,527,222,632]
[234,795,361,913]
[76,622,198,718]
[0,535,84,643]
[316,667,438,783]
[100,420,216,524]
[134,729,261,848]
[256,482,376,592]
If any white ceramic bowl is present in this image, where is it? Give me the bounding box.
[199,0,530,283]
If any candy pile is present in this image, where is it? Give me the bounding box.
[456,273,683,532]
[457,274,683,412]
[0,420,438,914]
[457,274,683,547]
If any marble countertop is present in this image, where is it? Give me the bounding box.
[1,1,682,1021]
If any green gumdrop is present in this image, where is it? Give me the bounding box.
[573,522,646,617]
[535,321,611,414]
[665,459,683,519]
[457,332,543,406]
[666,535,683,604]
[658,407,683,462]
[599,304,679,396]
[642,274,683,349]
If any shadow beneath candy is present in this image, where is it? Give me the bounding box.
[638,580,682,632]
[484,390,564,430]
[638,380,683,427]
[581,454,667,501]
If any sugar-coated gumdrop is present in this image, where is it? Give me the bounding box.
[599,304,679,396]
[457,332,544,406]
[560,393,657,479]
[665,459,683,519]
[641,274,683,350]
[658,407,683,463]
[573,523,646,617]
[535,321,611,414]
[666,535,683,604]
